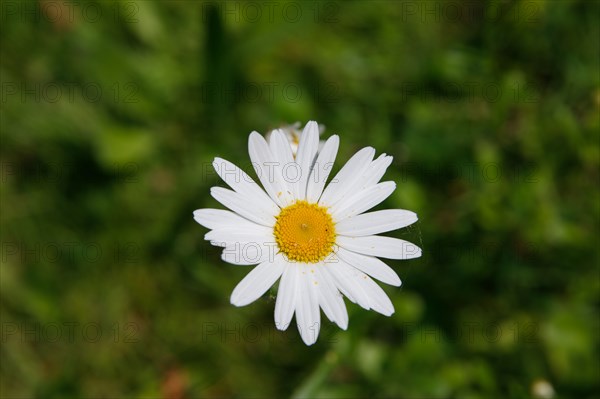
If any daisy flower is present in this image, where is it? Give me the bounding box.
[194,121,421,345]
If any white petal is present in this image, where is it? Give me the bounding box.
[221,242,278,265]
[294,121,320,200]
[357,275,395,316]
[331,181,396,221]
[210,187,276,227]
[306,135,340,203]
[331,154,392,201]
[193,208,259,230]
[336,247,401,286]
[336,209,418,236]
[315,266,348,329]
[204,225,273,247]
[328,260,395,316]
[274,262,298,330]
[328,278,356,304]
[336,235,422,260]
[317,139,326,154]
[211,158,278,211]
[325,261,371,310]
[230,256,285,307]
[295,264,321,345]
[248,131,293,207]
[319,147,375,207]
[358,154,394,188]
[268,130,297,206]
[269,129,295,164]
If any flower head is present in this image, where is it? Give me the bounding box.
[194,121,421,345]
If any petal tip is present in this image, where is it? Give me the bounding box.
[392,278,402,287]
[229,295,245,307]
[274,322,290,331]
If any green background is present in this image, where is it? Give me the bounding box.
[1,0,598,398]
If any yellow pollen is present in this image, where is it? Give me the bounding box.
[274,200,336,263]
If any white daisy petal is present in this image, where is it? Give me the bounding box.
[221,242,277,265]
[331,181,396,221]
[333,154,393,200]
[306,135,340,203]
[330,280,356,304]
[325,261,371,310]
[212,157,279,211]
[193,208,259,230]
[210,187,276,226]
[357,275,395,316]
[320,252,358,303]
[230,256,285,307]
[248,131,293,207]
[295,264,321,345]
[274,262,298,330]
[268,130,297,206]
[268,129,295,164]
[361,154,394,188]
[336,247,402,286]
[328,260,394,316]
[315,266,348,329]
[319,146,376,207]
[336,235,422,260]
[295,121,320,199]
[204,225,274,247]
[336,209,418,236]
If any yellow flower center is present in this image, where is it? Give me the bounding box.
[274,200,336,263]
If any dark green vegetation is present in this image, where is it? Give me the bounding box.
[1,1,598,397]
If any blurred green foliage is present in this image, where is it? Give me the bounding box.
[1,0,599,398]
